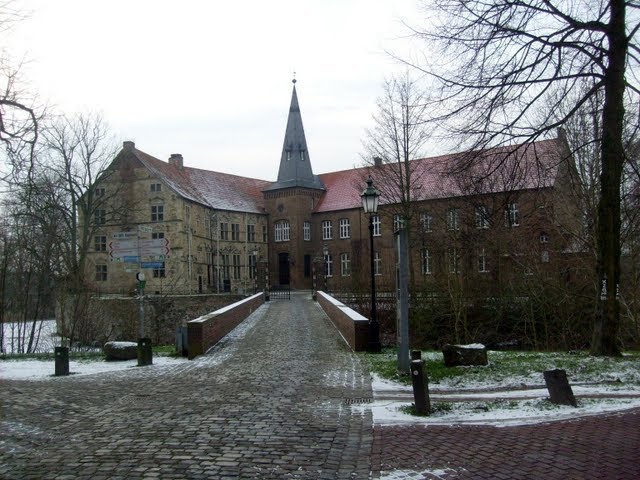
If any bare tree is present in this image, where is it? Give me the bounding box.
[0,2,39,182]
[405,0,639,355]
[39,112,120,344]
[361,73,432,289]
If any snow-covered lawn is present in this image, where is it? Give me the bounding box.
[365,350,640,427]
[1,319,59,354]
[0,355,190,380]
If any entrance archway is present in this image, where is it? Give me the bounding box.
[278,252,290,285]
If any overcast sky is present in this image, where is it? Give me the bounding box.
[8,0,428,180]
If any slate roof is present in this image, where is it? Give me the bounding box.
[130,147,270,214]
[264,80,325,192]
[314,138,567,213]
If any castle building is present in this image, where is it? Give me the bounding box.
[84,80,581,296]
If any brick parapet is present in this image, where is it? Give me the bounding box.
[187,293,264,359]
[317,291,368,351]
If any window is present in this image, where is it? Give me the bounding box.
[300,150,305,161]
[274,221,290,242]
[247,224,256,242]
[303,221,311,241]
[94,235,107,252]
[374,251,382,276]
[478,248,489,273]
[393,214,403,232]
[262,225,268,242]
[372,215,381,236]
[152,232,165,239]
[95,264,107,282]
[220,222,229,240]
[150,183,162,193]
[420,212,432,232]
[221,254,230,279]
[325,253,333,277]
[340,253,351,276]
[541,250,550,263]
[95,209,106,226]
[421,248,432,275]
[248,253,257,279]
[232,254,241,279]
[339,218,350,239]
[505,203,520,227]
[231,223,240,241]
[153,264,166,278]
[447,208,459,231]
[95,187,105,197]
[322,220,333,240]
[475,206,490,229]
[539,232,549,244]
[151,205,164,222]
[448,248,460,274]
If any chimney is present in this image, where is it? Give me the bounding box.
[373,157,383,167]
[123,140,135,151]
[169,153,183,168]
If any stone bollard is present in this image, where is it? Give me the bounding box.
[54,346,70,376]
[410,350,431,415]
[543,369,577,407]
[137,337,153,366]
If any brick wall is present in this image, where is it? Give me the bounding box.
[317,291,369,351]
[187,293,264,359]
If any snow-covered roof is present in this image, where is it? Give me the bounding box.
[128,147,270,214]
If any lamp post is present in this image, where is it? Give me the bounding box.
[361,176,381,353]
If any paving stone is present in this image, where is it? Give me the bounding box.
[0,293,373,479]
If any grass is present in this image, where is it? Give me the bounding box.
[360,348,640,388]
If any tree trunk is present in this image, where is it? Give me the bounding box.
[591,0,627,356]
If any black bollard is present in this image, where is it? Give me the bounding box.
[54,346,69,376]
[543,369,577,407]
[137,337,153,366]
[410,358,431,415]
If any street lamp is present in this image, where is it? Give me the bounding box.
[361,176,381,353]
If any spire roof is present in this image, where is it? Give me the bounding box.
[265,79,324,191]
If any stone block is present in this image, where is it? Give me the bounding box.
[103,341,138,361]
[442,343,488,367]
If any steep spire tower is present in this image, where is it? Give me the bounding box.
[266,78,324,191]
[264,79,326,289]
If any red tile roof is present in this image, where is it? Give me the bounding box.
[126,136,566,215]
[314,138,565,212]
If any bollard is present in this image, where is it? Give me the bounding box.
[54,346,70,376]
[411,350,422,361]
[137,337,153,366]
[543,369,577,407]
[410,357,431,415]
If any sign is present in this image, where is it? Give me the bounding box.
[138,225,152,233]
[112,232,137,239]
[109,236,171,262]
[141,261,164,269]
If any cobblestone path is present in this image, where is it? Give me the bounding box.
[1,293,373,479]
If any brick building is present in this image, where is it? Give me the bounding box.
[84,80,581,296]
